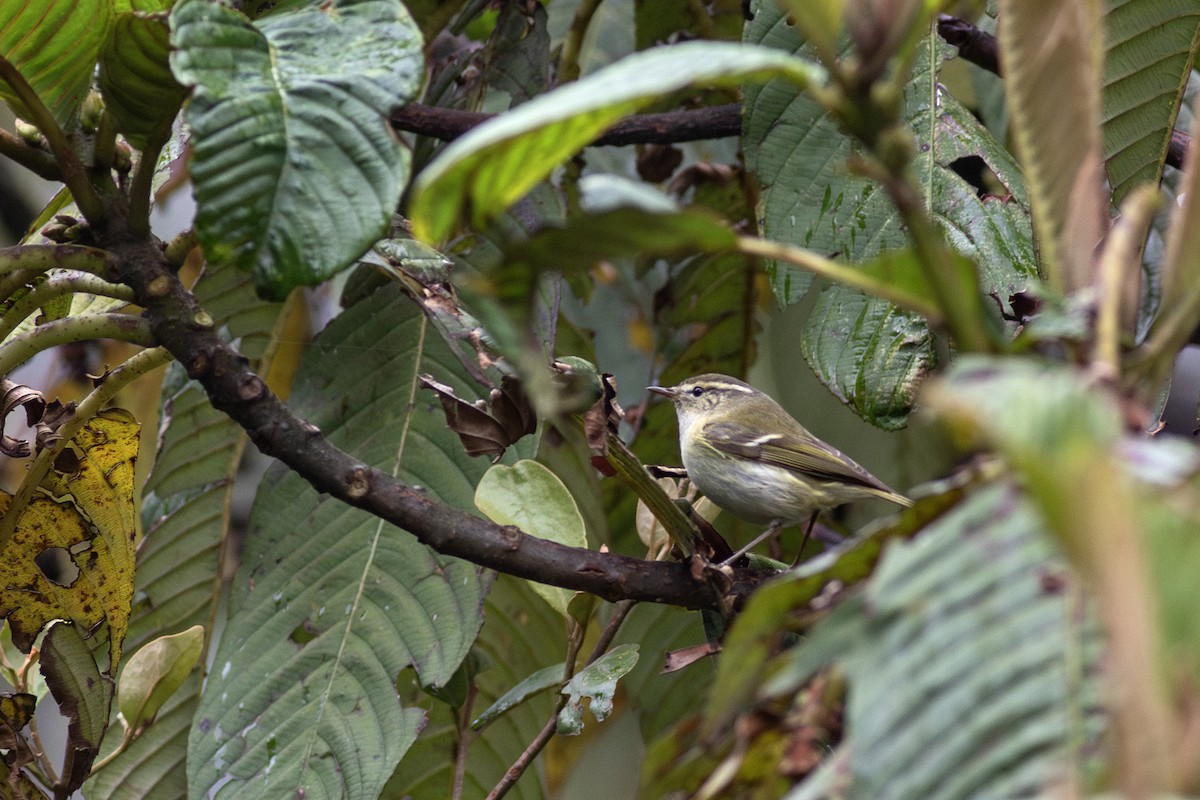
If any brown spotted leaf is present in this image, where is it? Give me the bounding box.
[0,408,140,670]
[0,692,36,749]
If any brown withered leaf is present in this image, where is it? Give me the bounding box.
[0,381,46,458]
[582,373,622,451]
[663,642,720,674]
[34,400,75,453]
[420,374,536,461]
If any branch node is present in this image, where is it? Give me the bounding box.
[237,374,266,402]
[346,467,370,499]
[146,276,172,297]
[186,352,210,379]
[501,525,522,550]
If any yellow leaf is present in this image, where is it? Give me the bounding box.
[0,408,140,671]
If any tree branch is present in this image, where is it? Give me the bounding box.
[391,103,743,146]
[97,223,770,611]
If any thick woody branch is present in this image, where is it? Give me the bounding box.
[391,103,742,145]
[97,223,769,611]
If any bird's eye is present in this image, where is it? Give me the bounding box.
[691,387,705,398]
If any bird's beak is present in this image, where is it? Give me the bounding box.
[647,385,677,399]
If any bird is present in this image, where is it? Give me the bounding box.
[648,373,911,561]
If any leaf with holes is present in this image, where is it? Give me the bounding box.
[744,8,1036,427]
[169,0,423,298]
[0,408,140,669]
[188,281,499,800]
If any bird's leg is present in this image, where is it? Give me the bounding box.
[793,511,820,565]
[719,519,783,567]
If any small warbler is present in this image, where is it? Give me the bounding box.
[648,373,910,556]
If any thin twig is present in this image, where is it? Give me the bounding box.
[0,314,155,380]
[735,235,942,320]
[0,56,103,222]
[0,272,136,344]
[391,103,743,146]
[558,0,604,84]
[0,128,61,181]
[450,681,479,800]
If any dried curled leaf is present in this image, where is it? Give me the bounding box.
[0,380,46,458]
[419,373,536,461]
[582,372,622,452]
[0,408,140,670]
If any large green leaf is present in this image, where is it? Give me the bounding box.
[998,0,1108,292]
[734,482,1104,798]
[1102,0,1200,206]
[383,576,561,800]
[743,6,1036,427]
[84,263,285,800]
[0,0,113,128]
[408,41,820,243]
[169,0,422,299]
[99,10,186,150]
[188,282,492,800]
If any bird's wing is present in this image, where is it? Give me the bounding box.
[703,420,899,496]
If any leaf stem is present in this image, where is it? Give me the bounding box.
[735,235,942,320]
[558,0,603,83]
[129,123,174,236]
[1092,185,1159,382]
[0,314,155,380]
[0,272,136,344]
[0,56,104,223]
[0,128,61,181]
[602,429,699,553]
[0,244,116,277]
[871,165,999,352]
[486,599,637,800]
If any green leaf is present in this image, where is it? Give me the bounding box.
[475,460,587,616]
[997,0,1108,292]
[99,10,187,150]
[408,41,821,242]
[40,622,114,795]
[188,283,492,800]
[557,644,639,735]
[704,480,966,732]
[383,575,560,800]
[744,8,1035,426]
[1102,0,1200,205]
[737,483,1103,798]
[169,0,423,299]
[0,0,113,128]
[117,625,204,732]
[84,263,286,800]
[471,662,564,731]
